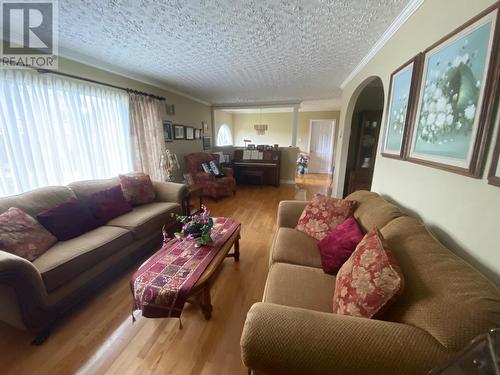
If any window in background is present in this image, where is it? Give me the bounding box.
[216,123,233,146]
[0,69,132,196]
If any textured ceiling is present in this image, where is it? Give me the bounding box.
[59,0,411,104]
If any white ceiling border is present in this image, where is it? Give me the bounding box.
[58,47,212,106]
[340,0,425,89]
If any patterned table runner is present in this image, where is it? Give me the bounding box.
[131,217,240,319]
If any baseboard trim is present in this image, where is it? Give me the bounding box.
[280,179,296,184]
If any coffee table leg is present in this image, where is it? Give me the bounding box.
[201,286,213,320]
[234,234,240,262]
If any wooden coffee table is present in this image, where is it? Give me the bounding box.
[186,225,240,319]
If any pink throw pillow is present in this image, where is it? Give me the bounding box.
[318,217,363,274]
[119,174,156,206]
[87,185,132,223]
[333,227,404,318]
[296,194,356,240]
[0,207,57,261]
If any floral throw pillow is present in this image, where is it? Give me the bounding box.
[0,207,57,261]
[296,194,356,241]
[332,227,404,318]
[119,173,156,206]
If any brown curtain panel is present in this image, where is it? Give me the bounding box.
[129,94,166,182]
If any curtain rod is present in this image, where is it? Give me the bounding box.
[3,61,166,101]
[36,68,166,101]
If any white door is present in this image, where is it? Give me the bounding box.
[308,120,335,174]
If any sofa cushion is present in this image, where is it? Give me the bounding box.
[33,226,133,292]
[271,227,322,268]
[296,194,356,241]
[333,228,404,319]
[106,202,181,240]
[0,207,57,261]
[263,263,336,313]
[37,197,101,241]
[353,196,404,232]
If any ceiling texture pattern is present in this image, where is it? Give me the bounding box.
[59,0,411,104]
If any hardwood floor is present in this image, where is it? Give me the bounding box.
[0,180,326,375]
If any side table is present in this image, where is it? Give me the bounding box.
[183,184,203,215]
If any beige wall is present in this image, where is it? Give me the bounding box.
[57,58,212,182]
[335,0,500,284]
[232,112,293,147]
[229,110,340,152]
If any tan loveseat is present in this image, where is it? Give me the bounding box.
[0,176,186,342]
[241,191,500,375]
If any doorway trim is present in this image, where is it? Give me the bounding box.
[307,119,336,175]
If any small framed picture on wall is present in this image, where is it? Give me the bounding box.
[203,136,211,150]
[174,124,185,140]
[185,126,194,140]
[381,55,421,159]
[194,128,201,139]
[163,120,173,142]
[202,121,209,134]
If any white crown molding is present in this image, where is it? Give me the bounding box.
[58,47,212,106]
[340,0,425,89]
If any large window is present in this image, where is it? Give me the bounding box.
[0,69,132,196]
[216,123,233,146]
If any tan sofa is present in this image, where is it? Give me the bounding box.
[241,191,500,375]
[0,176,186,343]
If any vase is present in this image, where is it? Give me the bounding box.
[298,165,305,175]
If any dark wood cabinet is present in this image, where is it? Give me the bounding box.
[346,111,382,195]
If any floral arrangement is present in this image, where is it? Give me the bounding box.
[417,43,480,144]
[167,205,213,247]
[296,153,310,175]
[389,94,408,136]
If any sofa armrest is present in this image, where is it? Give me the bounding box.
[153,181,187,205]
[277,201,308,228]
[0,250,49,331]
[241,303,450,375]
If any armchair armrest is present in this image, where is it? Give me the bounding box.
[0,250,49,331]
[222,167,234,178]
[241,303,449,375]
[194,172,215,184]
[153,181,187,205]
[277,201,308,228]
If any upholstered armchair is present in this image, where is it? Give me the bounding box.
[184,152,236,200]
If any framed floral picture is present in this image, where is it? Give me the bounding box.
[194,128,201,139]
[381,55,421,159]
[488,124,500,187]
[174,124,184,140]
[407,5,500,176]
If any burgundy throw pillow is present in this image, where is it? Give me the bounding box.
[119,173,156,206]
[318,217,363,275]
[87,185,132,223]
[0,207,57,261]
[37,197,100,241]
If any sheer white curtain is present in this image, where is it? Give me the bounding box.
[129,94,166,182]
[0,69,132,196]
[217,123,233,146]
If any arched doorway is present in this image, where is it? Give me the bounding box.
[343,77,384,196]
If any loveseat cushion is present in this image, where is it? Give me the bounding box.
[352,196,404,232]
[263,263,335,313]
[271,227,322,268]
[33,226,133,292]
[106,202,181,240]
